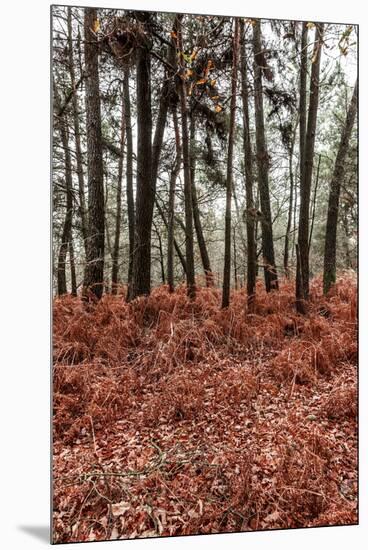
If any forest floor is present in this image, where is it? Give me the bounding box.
[52,275,357,543]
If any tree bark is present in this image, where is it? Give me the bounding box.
[69,240,77,296]
[283,125,297,277]
[299,22,308,193]
[176,15,196,300]
[132,15,153,298]
[292,170,298,257]
[123,69,135,302]
[323,81,357,294]
[111,90,125,294]
[132,13,176,298]
[56,116,74,296]
[308,153,321,253]
[54,80,74,297]
[82,8,105,301]
[233,226,238,290]
[151,31,176,191]
[240,19,257,311]
[167,106,182,292]
[294,21,307,269]
[222,17,240,308]
[232,185,247,259]
[153,221,166,284]
[150,23,179,289]
[67,7,87,251]
[296,23,324,313]
[253,20,278,292]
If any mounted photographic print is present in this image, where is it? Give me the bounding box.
[52,4,358,544]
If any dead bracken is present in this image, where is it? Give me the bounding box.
[52,275,357,542]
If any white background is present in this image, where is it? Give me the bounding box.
[1,0,366,548]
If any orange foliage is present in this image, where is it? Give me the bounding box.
[52,275,357,542]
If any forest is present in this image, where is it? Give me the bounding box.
[52,6,358,543]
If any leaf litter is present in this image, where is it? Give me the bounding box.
[52,275,357,542]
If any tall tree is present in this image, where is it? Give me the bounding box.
[176,15,196,300]
[54,82,74,297]
[253,19,278,292]
[67,7,87,251]
[296,23,324,313]
[131,13,176,298]
[124,69,135,301]
[283,122,298,278]
[151,26,176,190]
[111,90,125,294]
[323,81,357,294]
[132,13,153,298]
[240,19,257,311]
[222,17,240,308]
[167,106,182,293]
[82,8,105,301]
[69,240,77,296]
[299,22,308,195]
[308,153,321,252]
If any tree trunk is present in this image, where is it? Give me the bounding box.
[296,23,324,313]
[151,31,176,190]
[342,203,352,269]
[132,17,153,298]
[253,20,278,292]
[56,117,74,296]
[233,226,238,290]
[232,186,247,259]
[323,81,357,294]
[123,69,135,302]
[283,126,297,277]
[111,90,125,294]
[255,186,260,276]
[99,127,187,289]
[53,80,74,297]
[132,13,176,298]
[69,240,77,296]
[104,184,113,291]
[308,153,321,253]
[154,221,166,284]
[67,7,87,251]
[155,198,187,276]
[82,8,105,301]
[167,106,182,292]
[299,22,308,192]
[240,19,257,311]
[222,17,240,308]
[189,113,214,286]
[292,171,298,258]
[176,15,196,300]
[151,23,179,290]
[294,21,307,269]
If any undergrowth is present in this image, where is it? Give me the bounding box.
[52,275,357,542]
